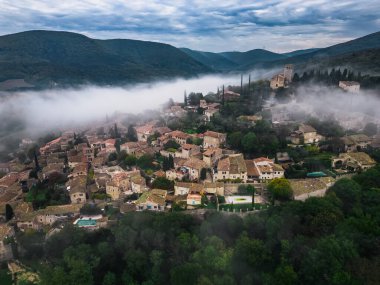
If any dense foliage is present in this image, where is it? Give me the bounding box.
[0,31,210,87]
[17,165,380,285]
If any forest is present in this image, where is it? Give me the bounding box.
[16,164,380,285]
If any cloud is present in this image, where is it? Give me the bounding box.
[0,0,379,52]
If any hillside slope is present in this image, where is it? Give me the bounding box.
[0,30,211,87]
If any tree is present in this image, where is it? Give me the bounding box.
[168,154,174,169]
[164,140,181,150]
[108,152,117,162]
[103,272,116,285]
[136,154,155,170]
[5,203,14,221]
[34,151,40,171]
[327,178,361,215]
[200,168,207,180]
[152,177,174,190]
[125,155,137,167]
[246,185,255,207]
[227,132,243,150]
[267,178,293,203]
[241,132,258,154]
[114,123,120,138]
[80,204,102,215]
[363,123,378,137]
[127,125,138,142]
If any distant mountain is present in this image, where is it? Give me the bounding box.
[180,48,238,71]
[244,31,380,72]
[220,49,287,65]
[281,48,321,57]
[181,48,288,71]
[0,30,211,88]
[295,48,380,75]
[0,30,380,89]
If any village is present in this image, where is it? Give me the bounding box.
[0,64,379,272]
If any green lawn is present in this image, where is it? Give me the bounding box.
[219,203,269,212]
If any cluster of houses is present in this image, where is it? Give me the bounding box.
[0,71,378,258]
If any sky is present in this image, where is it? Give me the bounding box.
[0,0,379,52]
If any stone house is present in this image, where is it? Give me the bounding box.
[332,152,376,172]
[135,189,167,211]
[203,147,223,167]
[203,131,227,149]
[216,154,247,182]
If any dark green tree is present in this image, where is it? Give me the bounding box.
[268,178,293,203]
[5,203,14,221]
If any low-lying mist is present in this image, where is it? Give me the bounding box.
[0,74,252,149]
[275,84,380,130]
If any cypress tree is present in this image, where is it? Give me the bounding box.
[222,85,225,105]
[168,154,174,169]
[5,204,14,221]
[248,74,251,96]
[34,151,40,172]
[240,74,243,96]
[114,123,119,138]
[184,91,187,106]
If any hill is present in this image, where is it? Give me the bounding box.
[243,31,380,73]
[181,48,288,71]
[0,30,380,88]
[0,30,211,88]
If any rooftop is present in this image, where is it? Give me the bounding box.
[345,152,376,165]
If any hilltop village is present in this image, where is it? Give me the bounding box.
[0,65,379,268]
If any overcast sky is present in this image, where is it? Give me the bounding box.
[1,0,379,52]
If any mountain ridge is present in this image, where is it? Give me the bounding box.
[0,30,380,89]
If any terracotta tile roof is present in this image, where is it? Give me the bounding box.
[183,157,207,170]
[299,124,316,133]
[169,130,190,139]
[218,154,246,174]
[346,152,376,165]
[42,163,64,175]
[72,163,88,174]
[257,165,272,173]
[37,204,81,215]
[0,172,19,188]
[217,157,230,172]
[105,139,116,146]
[131,175,145,185]
[347,134,371,143]
[245,160,260,177]
[175,182,194,188]
[290,178,331,196]
[136,191,165,206]
[204,182,224,188]
[272,164,284,172]
[187,193,202,201]
[154,127,172,135]
[135,124,154,134]
[253,157,273,163]
[151,189,168,198]
[203,147,222,156]
[0,224,14,240]
[203,131,225,139]
[182,144,198,150]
